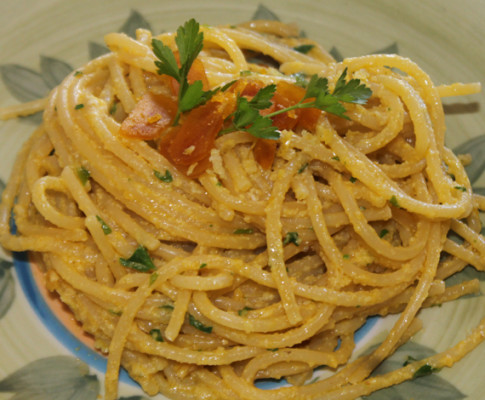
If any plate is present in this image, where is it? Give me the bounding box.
[0,1,485,399]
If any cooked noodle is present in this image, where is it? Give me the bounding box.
[1,19,484,400]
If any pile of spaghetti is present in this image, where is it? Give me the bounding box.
[1,18,485,400]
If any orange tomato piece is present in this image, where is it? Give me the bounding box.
[169,54,210,95]
[119,93,177,140]
[253,139,277,170]
[159,101,224,177]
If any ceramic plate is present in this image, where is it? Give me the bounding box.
[1,1,485,399]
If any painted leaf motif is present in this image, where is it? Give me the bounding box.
[89,41,110,60]
[472,187,485,196]
[329,46,344,62]
[362,341,465,400]
[0,258,14,319]
[252,4,280,21]
[119,9,152,38]
[373,42,399,55]
[454,136,485,184]
[0,64,50,102]
[0,355,100,400]
[40,55,73,89]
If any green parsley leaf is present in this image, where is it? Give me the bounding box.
[74,103,84,110]
[152,19,215,125]
[454,185,466,192]
[76,166,91,185]
[238,306,253,316]
[333,68,373,104]
[331,155,340,161]
[343,254,350,259]
[248,84,276,109]
[403,355,417,366]
[188,314,212,333]
[109,102,118,115]
[160,304,174,311]
[349,176,357,183]
[283,232,301,246]
[233,228,254,234]
[95,215,112,235]
[379,228,389,238]
[412,363,440,379]
[293,44,315,54]
[149,272,159,285]
[267,348,279,352]
[119,245,156,272]
[149,328,164,342]
[74,70,83,77]
[154,169,173,183]
[389,195,400,208]
[298,162,309,174]
[199,263,207,269]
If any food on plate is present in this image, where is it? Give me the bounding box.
[1,18,484,400]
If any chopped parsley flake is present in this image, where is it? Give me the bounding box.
[298,162,309,174]
[389,195,400,208]
[454,185,466,192]
[188,314,212,333]
[283,232,301,246]
[74,103,84,110]
[233,228,254,234]
[119,245,156,272]
[412,363,440,379]
[76,166,91,185]
[149,328,164,342]
[379,228,389,238]
[154,169,173,183]
[149,272,159,285]
[95,215,112,235]
[238,306,253,316]
[199,263,207,269]
[109,102,118,115]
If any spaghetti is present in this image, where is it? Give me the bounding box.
[1,19,485,400]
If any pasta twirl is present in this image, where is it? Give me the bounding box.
[1,19,484,400]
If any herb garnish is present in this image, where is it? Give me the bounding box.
[188,314,212,333]
[149,328,164,342]
[152,19,217,125]
[238,306,253,316]
[283,232,301,246]
[379,228,389,238]
[76,166,91,185]
[220,68,372,140]
[389,195,400,208]
[119,245,156,272]
[154,169,173,183]
[74,103,84,110]
[233,228,254,234]
[412,363,441,379]
[95,215,112,235]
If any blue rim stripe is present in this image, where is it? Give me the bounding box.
[14,251,137,386]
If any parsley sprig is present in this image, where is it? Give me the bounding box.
[152,19,216,125]
[222,68,372,139]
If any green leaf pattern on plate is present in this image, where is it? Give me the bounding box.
[0,258,14,319]
[252,4,280,21]
[362,341,465,400]
[89,10,152,59]
[0,356,100,399]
